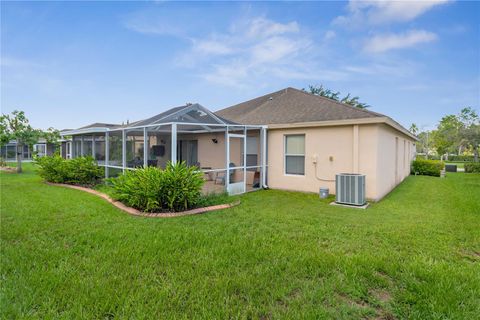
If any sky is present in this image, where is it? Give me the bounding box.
[1,0,479,131]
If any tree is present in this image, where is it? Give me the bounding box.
[43,127,61,153]
[409,123,419,135]
[462,123,480,162]
[458,107,480,162]
[0,110,42,173]
[416,131,431,156]
[432,114,463,159]
[430,107,480,160]
[305,84,370,109]
[340,93,370,109]
[305,84,340,101]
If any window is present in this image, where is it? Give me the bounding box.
[34,144,46,157]
[285,134,305,175]
[246,136,258,171]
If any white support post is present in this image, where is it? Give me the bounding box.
[92,135,96,159]
[105,132,109,178]
[225,127,230,189]
[80,136,84,157]
[171,123,177,164]
[122,130,126,173]
[143,127,148,168]
[261,127,267,188]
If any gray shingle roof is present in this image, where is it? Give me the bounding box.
[215,87,386,125]
[78,122,120,129]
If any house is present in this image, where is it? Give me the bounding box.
[216,87,417,201]
[0,139,58,161]
[61,87,417,200]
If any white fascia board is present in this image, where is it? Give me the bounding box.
[267,118,418,141]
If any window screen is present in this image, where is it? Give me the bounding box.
[285,135,305,175]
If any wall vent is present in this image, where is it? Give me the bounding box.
[335,173,366,206]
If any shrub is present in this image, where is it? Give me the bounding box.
[109,167,164,212]
[411,159,445,177]
[35,155,69,183]
[0,157,7,167]
[162,161,204,212]
[35,155,103,186]
[109,161,205,212]
[448,155,474,162]
[66,157,104,185]
[464,162,480,173]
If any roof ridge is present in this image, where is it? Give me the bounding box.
[288,87,385,118]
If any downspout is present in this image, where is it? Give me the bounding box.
[261,126,268,188]
[353,124,359,173]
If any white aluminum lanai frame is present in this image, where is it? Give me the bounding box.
[61,104,267,195]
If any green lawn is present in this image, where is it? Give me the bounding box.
[1,164,479,319]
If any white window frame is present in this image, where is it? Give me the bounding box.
[284,134,305,176]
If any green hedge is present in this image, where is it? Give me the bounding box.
[109,161,204,212]
[464,162,480,173]
[411,159,445,177]
[448,155,475,162]
[35,155,103,186]
[416,154,441,160]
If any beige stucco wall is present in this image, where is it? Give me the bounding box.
[266,123,415,201]
[375,124,415,200]
[192,132,260,169]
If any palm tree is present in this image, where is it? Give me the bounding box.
[409,123,419,135]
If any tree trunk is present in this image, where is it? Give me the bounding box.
[474,146,479,163]
[16,140,23,173]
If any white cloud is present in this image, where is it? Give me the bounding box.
[324,30,336,41]
[176,17,317,87]
[192,39,233,55]
[244,17,299,38]
[251,36,310,64]
[124,19,185,37]
[363,30,438,53]
[334,0,451,27]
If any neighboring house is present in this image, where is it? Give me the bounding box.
[0,139,58,161]
[61,87,417,200]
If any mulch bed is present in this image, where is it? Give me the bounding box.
[45,182,240,218]
[0,167,16,173]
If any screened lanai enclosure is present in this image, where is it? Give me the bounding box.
[61,104,267,195]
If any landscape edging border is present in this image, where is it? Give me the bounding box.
[45,182,240,218]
